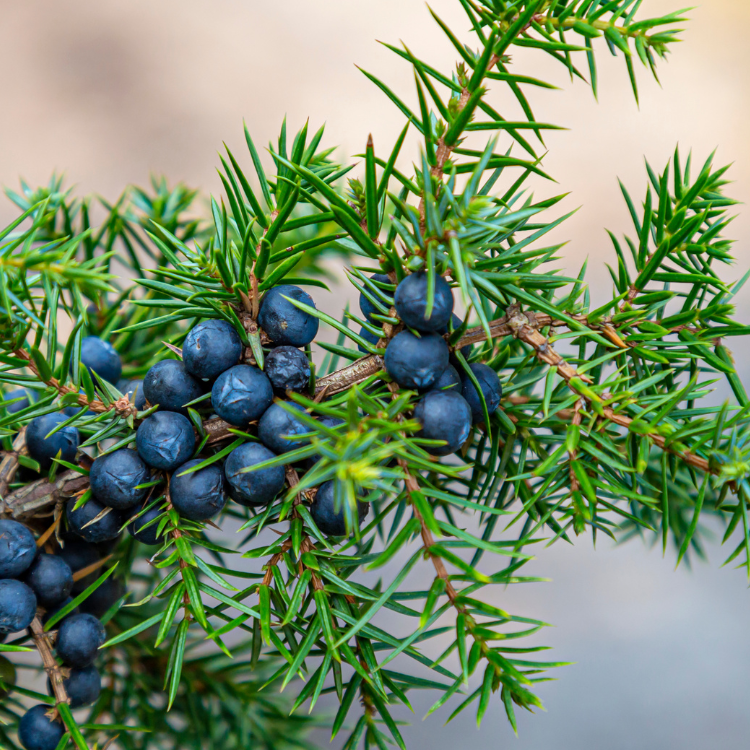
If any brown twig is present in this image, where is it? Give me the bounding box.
[0,428,27,510]
[29,616,69,707]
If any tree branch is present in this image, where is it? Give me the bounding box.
[29,615,70,707]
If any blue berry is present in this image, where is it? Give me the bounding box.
[170,459,228,522]
[18,704,65,750]
[0,579,36,632]
[58,541,99,594]
[224,443,285,507]
[394,272,453,332]
[211,365,274,427]
[258,285,319,347]
[90,449,151,511]
[257,402,310,455]
[79,578,125,619]
[26,413,80,471]
[4,388,31,414]
[359,273,393,323]
[136,412,196,472]
[265,346,311,392]
[79,336,122,384]
[24,554,73,607]
[42,596,79,626]
[413,390,472,456]
[357,326,382,353]
[461,363,502,423]
[128,504,163,546]
[310,481,369,537]
[47,664,101,708]
[384,331,449,390]
[0,519,37,578]
[424,363,461,393]
[66,498,124,544]
[143,359,203,416]
[56,612,105,667]
[117,379,147,410]
[183,319,243,381]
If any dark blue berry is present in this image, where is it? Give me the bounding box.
[265,346,311,392]
[79,336,122,384]
[461,363,502,423]
[56,613,105,667]
[26,413,80,471]
[394,272,453,332]
[4,388,31,414]
[359,273,393,323]
[183,319,243,381]
[211,365,274,427]
[384,331,449,390]
[310,481,369,537]
[47,664,101,708]
[414,390,472,456]
[0,579,37,632]
[257,402,310,454]
[117,379,147,410]
[425,364,461,393]
[58,541,100,594]
[42,597,79,626]
[66,498,124,544]
[18,704,65,750]
[24,554,72,607]
[258,285,319,347]
[143,359,203,416]
[170,459,228,522]
[79,578,125,619]
[224,443,285,507]
[136,411,196,471]
[128,504,164,546]
[89,449,151,511]
[0,519,37,578]
[357,326,382,353]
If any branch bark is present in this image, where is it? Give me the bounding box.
[29,615,70,707]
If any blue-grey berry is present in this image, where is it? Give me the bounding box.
[24,553,73,607]
[359,273,393,323]
[128,504,163,546]
[4,388,31,414]
[170,459,228,522]
[58,541,100,594]
[18,704,65,750]
[183,319,243,381]
[56,613,105,668]
[211,365,274,427]
[78,336,122,384]
[461,363,502,423]
[89,449,151,510]
[384,331,449,390]
[117,379,147,410]
[265,346,311,392]
[143,359,203,416]
[310,481,369,537]
[0,579,37,633]
[26,413,80,471]
[66,498,123,544]
[224,443,285,507]
[413,390,472,456]
[424,363,461,393]
[79,578,125,619]
[136,412,196,472]
[394,272,453,332]
[0,519,37,578]
[357,326,382,353]
[257,402,310,455]
[47,664,101,708]
[258,285,319,347]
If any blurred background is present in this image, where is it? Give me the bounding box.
[1,0,749,747]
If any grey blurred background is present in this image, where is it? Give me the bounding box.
[2,0,749,747]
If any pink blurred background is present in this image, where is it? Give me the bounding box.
[2,1,749,747]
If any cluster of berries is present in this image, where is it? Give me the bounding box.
[0,519,107,750]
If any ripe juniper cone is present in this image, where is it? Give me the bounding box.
[357,325,382,353]
[78,336,123,384]
[143,359,203,415]
[42,597,79,626]
[25,412,80,471]
[0,579,37,633]
[183,319,243,381]
[224,443,285,507]
[89,448,151,510]
[117,379,147,410]
[136,411,196,471]
[79,577,126,619]
[211,365,274,426]
[24,553,73,607]
[394,271,454,332]
[4,388,30,414]
[170,459,228,521]
[424,363,461,393]
[258,284,319,347]
[359,273,393,322]
[384,330,449,390]
[258,401,311,454]
[66,498,124,544]
[56,612,106,668]
[414,390,472,456]
[0,519,37,578]
[18,704,65,750]
[128,504,163,546]
[47,664,101,709]
[461,363,502,423]
[311,481,369,537]
[264,346,311,392]
[58,540,100,594]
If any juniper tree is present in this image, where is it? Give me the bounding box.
[0,1,747,748]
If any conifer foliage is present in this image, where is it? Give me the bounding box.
[1,1,747,748]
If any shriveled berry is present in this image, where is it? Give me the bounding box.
[136,411,196,472]
[413,390,472,456]
[24,554,73,607]
[461,363,502,423]
[0,519,37,578]
[394,272,453,332]
[258,402,310,455]
[310,481,369,537]
[258,285,319,347]
[265,346,311,392]
[384,331,449,390]
[211,365,274,426]
[26,413,79,471]
[90,449,151,510]
[224,443,285,507]
[18,704,65,750]
[170,459,228,522]
[183,319,243,381]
